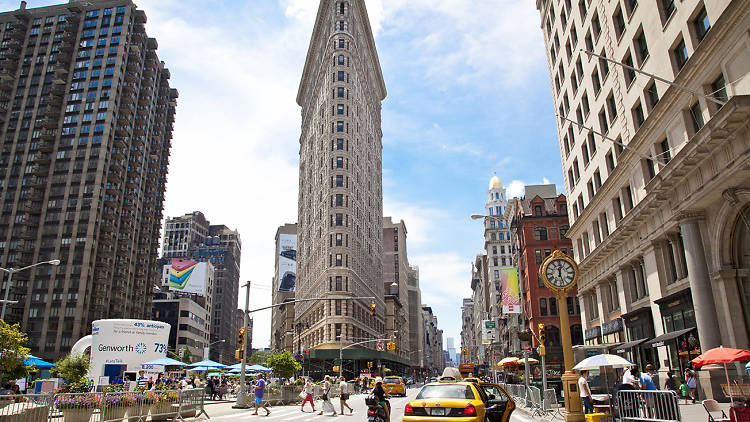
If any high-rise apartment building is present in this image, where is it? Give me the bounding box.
[295,0,388,369]
[421,305,444,376]
[383,217,411,361]
[0,0,176,359]
[162,211,241,364]
[270,223,297,353]
[537,0,750,399]
[460,297,475,364]
[406,266,424,371]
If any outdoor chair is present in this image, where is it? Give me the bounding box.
[703,399,730,422]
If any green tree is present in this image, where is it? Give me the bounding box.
[52,352,90,384]
[0,321,30,382]
[266,351,301,378]
[248,351,270,365]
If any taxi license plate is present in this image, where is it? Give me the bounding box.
[430,408,445,416]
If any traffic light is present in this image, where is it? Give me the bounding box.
[387,342,395,351]
[238,327,245,347]
[367,361,373,369]
[235,349,244,360]
[333,365,340,373]
[538,323,546,345]
[370,302,376,317]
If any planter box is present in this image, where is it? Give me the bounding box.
[101,406,127,421]
[61,407,94,422]
[149,403,178,421]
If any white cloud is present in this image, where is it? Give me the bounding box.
[507,180,525,198]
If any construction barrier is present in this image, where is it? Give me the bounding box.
[616,389,681,422]
[0,388,206,422]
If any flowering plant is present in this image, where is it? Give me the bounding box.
[143,390,178,405]
[54,393,100,409]
[102,392,138,408]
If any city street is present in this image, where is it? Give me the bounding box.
[199,388,536,422]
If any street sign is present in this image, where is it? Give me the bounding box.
[484,320,496,329]
[376,342,385,352]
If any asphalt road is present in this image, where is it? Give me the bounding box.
[202,388,536,422]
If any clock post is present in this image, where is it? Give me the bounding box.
[539,250,584,422]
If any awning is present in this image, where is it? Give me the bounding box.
[614,338,650,354]
[603,342,623,350]
[646,327,696,348]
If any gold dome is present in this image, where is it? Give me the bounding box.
[489,173,503,190]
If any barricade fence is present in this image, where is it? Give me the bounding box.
[0,388,206,422]
[616,389,682,422]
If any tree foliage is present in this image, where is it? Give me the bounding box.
[266,351,301,378]
[248,351,270,365]
[53,352,90,384]
[0,321,30,382]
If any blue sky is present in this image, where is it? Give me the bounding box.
[9,0,564,349]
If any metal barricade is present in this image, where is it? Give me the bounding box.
[176,388,208,421]
[0,393,52,422]
[529,386,544,416]
[616,390,682,422]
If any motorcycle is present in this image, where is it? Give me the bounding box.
[365,396,390,422]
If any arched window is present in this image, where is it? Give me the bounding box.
[549,297,558,315]
[539,298,548,316]
[534,205,543,216]
[533,226,548,241]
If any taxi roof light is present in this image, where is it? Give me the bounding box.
[463,403,477,415]
[404,404,413,414]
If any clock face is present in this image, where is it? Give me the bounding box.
[545,259,575,288]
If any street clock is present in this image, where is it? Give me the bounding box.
[539,250,579,293]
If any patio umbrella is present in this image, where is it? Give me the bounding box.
[692,346,750,407]
[187,366,215,372]
[141,357,187,367]
[573,354,634,370]
[498,357,520,366]
[518,357,540,365]
[187,359,226,368]
[247,364,272,372]
[24,356,56,369]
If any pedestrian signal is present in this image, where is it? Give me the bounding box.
[235,349,244,360]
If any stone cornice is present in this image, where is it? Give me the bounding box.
[296,0,386,108]
[673,210,706,223]
[566,0,750,241]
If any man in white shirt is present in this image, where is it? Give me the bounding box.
[339,376,353,414]
[622,365,640,388]
[578,370,593,415]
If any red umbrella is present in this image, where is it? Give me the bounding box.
[692,346,750,406]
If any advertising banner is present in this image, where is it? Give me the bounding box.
[90,319,170,378]
[277,234,297,292]
[500,268,521,314]
[168,258,207,295]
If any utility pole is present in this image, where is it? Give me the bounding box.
[233,281,251,409]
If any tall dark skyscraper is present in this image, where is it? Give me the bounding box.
[295,0,386,353]
[162,211,241,364]
[0,0,176,359]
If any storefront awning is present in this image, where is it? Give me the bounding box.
[646,327,696,348]
[614,338,650,354]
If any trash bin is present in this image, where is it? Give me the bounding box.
[585,413,607,422]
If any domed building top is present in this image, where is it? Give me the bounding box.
[489,173,503,190]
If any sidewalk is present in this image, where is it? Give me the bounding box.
[513,400,731,420]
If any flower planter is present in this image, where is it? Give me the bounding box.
[149,403,177,421]
[61,407,94,422]
[124,405,142,422]
[101,406,127,421]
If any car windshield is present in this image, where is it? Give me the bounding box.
[416,385,475,400]
[384,378,400,383]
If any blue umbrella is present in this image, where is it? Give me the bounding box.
[24,356,56,369]
[187,366,216,372]
[141,357,187,367]
[247,364,272,372]
[187,359,226,368]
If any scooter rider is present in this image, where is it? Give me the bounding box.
[372,377,390,421]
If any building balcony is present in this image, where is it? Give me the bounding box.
[34,153,50,165]
[32,165,48,177]
[0,68,15,81]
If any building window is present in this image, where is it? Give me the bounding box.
[494,270,499,279]
[336,157,344,168]
[540,298,548,316]
[336,121,344,132]
[634,30,649,65]
[613,6,625,39]
[335,194,343,206]
[659,139,671,164]
[660,0,676,23]
[534,205,543,216]
[645,81,659,110]
[689,102,704,133]
[673,38,688,71]
[535,249,543,264]
[337,87,344,98]
[338,55,345,65]
[335,233,342,246]
[338,39,345,48]
[335,254,342,266]
[337,104,344,115]
[335,175,343,187]
[711,73,728,103]
[693,6,710,43]
[336,139,344,150]
[335,214,343,226]
[632,101,645,130]
[533,227,548,241]
[550,297,558,315]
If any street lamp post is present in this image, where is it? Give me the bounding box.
[203,339,226,361]
[0,259,60,321]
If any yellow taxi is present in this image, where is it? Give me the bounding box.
[402,380,515,422]
[383,376,406,396]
